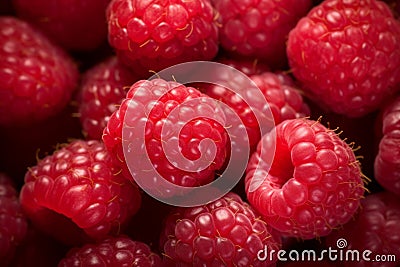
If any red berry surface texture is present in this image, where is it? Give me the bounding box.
[106,0,219,75]
[287,0,400,117]
[245,118,365,239]
[78,56,139,140]
[213,0,312,66]
[325,192,400,267]
[59,236,162,267]
[202,71,310,152]
[0,16,78,126]
[1,0,400,265]
[20,140,142,245]
[375,95,400,196]
[160,192,281,266]
[103,78,228,200]
[0,173,28,265]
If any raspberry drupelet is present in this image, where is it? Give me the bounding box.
[325,191,400,267]
[212,0,312,67]
[202,71,310,152]
[20,140,142,246]
[78,57,139,140]
[160,192,281,266]
[0,173,28,265]
[0,16,78,126]
[59,236,162,267]
[245,118,365,239]
[102,78,228,198]
[106,0,220,76]
[287,0,400,117]
[374,95,400,196]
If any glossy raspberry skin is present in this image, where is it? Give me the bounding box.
[0,173,28,264]
[20,140,142,246]
[325,192,400,267]
[59,236,162,267]
[374,95,400,195]
[106,0,219,76]
[245,118,365,239]
[13,0,110,51]
[79,57,139,140]
[212,0,312,66]
[160,192,281,266]
[251,73,310,130]
[103,79,228,191]
[0,16,78,126]
[287,0,400,117]
[204,72,310,152]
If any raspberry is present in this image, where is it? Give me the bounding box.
[102,78,228,195]
[13,0,110,51]
[19,140,142,245]
[106,0,219,76]
[59,236,162,267]
[251,73,310,130]
[245,118,365,239]
[78,57,139,140]
[212,0,312,66]
[0,16,78,126]
[287,0,400,117]
[160,192,281,266]
[203,71,310,152]
[0,173,28,265]
[325,192,400,267]
[374,95,400,196]
[308,102,379,180]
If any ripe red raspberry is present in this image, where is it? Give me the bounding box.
[13,0,110,51]
[160,192,281,266]
[106,0,219,76]
[251,73,310,129]
[245,118,365,239]
[0,16,78,126]
[59,236,162,267]
[204,71,310,152]
[0,173,28,265]
[212,0,312,66]
[374,95,400,196]
[308,101,379,180]
[287,0,400,117]
[78,57,139,140]
[20,140,142,246]
[102,78,228,196]
[325,192,400,267]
